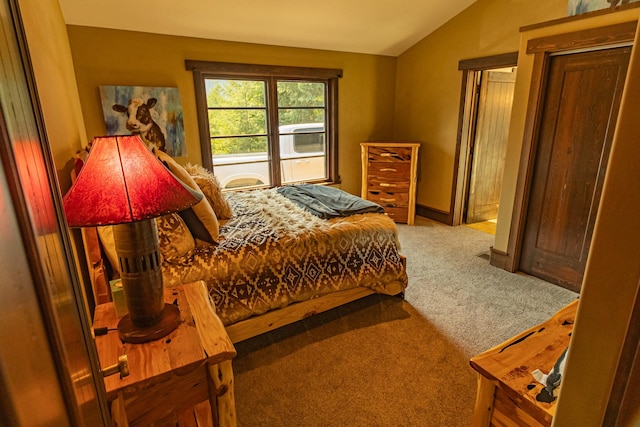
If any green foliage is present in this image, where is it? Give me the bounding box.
[206,78,326,155]
[212,137,267,156]
[278,81,325,126]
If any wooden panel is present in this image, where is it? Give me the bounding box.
[366,175,411,192]
[208,360,235,427]
[193,401,214,427]
[225,286,379,343]
[527,21,637,54]
[491,387,546,427]
[122,366,210,426]
[367,161,411,176]
[367,191,410,208]
[459,52,519,71]
[519,47,630,291]
[467,69,516,223]
[470,302,577,427]
[183,283,236,365]
[383,207,409,223]
[472,375,496,427]
[80,227,111,305]
[367,146,413,162]
[503,18,639,276]
[185,60,342,79]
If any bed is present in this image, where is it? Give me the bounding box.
[78,156,408,343]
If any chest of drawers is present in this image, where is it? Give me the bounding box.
[361,142,419,225]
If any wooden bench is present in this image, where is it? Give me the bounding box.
[470,300,578,426]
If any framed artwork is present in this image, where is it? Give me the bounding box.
[568,0,640,15]
[99,85,186,157]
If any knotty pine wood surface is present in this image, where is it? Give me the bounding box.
[94,281,236,400]
[470,300,577,425]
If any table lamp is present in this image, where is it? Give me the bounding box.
[63,135,202,343]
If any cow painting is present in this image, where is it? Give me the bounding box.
[112,97,166,152]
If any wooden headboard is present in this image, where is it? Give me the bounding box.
[71,168,112,306]
[79,226,111,305]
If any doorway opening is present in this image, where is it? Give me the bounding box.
[465,67,516,226]
[451,52,518,237]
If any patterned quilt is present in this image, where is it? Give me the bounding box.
[161,188,408,325]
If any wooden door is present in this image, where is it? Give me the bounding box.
[466,68,516,223]
[519,47,631,292]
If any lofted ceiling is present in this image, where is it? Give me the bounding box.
[58,0,476,57]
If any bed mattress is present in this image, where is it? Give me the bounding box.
[161,188,408,325]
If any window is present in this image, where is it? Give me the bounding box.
[187,61,342,190]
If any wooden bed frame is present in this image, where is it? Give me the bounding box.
[225,286,378,343]
[79,226,405,344]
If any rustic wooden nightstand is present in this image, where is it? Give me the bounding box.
[93,280,237,426]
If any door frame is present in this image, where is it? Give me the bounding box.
[489,21,637,272]
[451,52,518,226]
[0,0,110,424]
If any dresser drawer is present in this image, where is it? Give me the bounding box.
[367,191,409,208]
[383,207,409,223]
[367,146,413,162]
[366,176,411,192]
[367,161,411,177]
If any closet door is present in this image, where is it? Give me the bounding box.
[519,46,631,292]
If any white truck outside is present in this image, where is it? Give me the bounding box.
[213,123,326,189]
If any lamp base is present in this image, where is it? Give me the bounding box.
[117,303,181,344]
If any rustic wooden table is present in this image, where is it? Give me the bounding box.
[93,281,237,426]
[469,300,578,427]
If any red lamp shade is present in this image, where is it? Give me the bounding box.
[63,135,202,343]
[63,135,201,226]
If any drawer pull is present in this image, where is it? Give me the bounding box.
[380,198,396,202]
[380,152,398,157]
[379,183,396,188]
[102,354,129,379]
[380,168,397,172]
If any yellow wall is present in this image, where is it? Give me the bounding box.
[65,26,397,196]
[394,0,566,212]
[19,0,88,192]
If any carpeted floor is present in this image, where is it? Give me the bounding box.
[231,216,579,426]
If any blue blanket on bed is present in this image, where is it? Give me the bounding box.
[276,184,385,219]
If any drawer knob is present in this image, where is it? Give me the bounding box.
[102,354,130,379]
